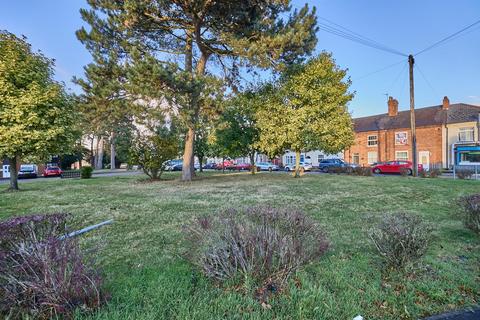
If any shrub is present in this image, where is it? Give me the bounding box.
[81,166,93,179]
[428,168,441,178]
[129,131,179,180]
[328,166,348,174]
[419,169,428,178]
[184,206,329,293]
[369,213,432,269]
[0,214,104,318]
[353,166,373,176]
[458,194,480,234]
[399,167,411,177]
[456,168,473,180]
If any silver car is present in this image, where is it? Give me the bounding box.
[255,162,279,171]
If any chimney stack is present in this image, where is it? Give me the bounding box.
[442,96,450,110]
[388,96,398,117]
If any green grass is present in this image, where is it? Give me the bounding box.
[1,173,479,319]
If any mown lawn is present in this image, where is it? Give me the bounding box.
[1,172,479,319]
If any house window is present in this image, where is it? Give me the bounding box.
[317,154,325,163]
[367,152,378,165]
[367,135,378,146]
[459,127,474,142]
[395,132,408,145]
[395,151,408,161]
[352,153,360,164]
[285,155,295,164]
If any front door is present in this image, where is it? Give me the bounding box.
[419,151,430,170]
[2,165,10,178]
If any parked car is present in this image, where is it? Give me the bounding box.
[215,159,235,170]
[232,163,252,171]
[18,164,38,179]
[256,162,279,171]
[283,162,313,172]
[319,159,358,173]
[43,165,62,177]
[202,162,217,170]
[165,160,183,171]
[371,160,423,175]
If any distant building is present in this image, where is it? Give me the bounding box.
[344,96,480,169]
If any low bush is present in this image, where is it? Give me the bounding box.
[184,206,329,294]
[399,167,411,177]
[80,166,93,179]
[353,166,373,176]
[0,213,105,319]
[458,194,480,234]
[456,169,473,180]
[369,213,432,269]
[428,168,441,178]
[328,166,351,174]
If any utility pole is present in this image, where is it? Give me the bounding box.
[408,54,418,176]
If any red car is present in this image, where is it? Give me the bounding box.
[43,165,62,177]
[371,160,423,175]
[216,160,235,170]
[232,163,252,171]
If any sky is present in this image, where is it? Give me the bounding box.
[1,0,479,117]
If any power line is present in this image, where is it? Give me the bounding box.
[317,17,407,57]
[415,63,439,98]
[354,59,405,81]
[317,18,407,57]
[387,61,408,93]
[415,18,480,56]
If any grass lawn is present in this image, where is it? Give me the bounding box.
[1,172,479,319]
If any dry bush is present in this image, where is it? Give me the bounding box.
[369,213,432,269]
[458,194,480,234]
[184,206,329,292]
[353,167,373,176]
[399,167,411,177]
[0,214,105,319]
[456,169,474,180]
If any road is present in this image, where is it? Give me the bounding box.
[0,170,143,185]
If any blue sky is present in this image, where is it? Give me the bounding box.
[1,0,479,117]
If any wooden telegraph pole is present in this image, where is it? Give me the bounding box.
[408,54,418,176]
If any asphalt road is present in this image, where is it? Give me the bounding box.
[0,170,143,185]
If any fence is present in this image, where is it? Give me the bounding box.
[453,164,480,180]
[61,170,81,179]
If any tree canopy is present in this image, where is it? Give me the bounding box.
[0,31,78,190]
[77,0,318,181]
[256,53,355,177]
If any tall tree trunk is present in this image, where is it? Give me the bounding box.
[95,136,104,170]
[110,131,115,170]
[250,151,256,174]
[295,149,301,178]
[199,155,203,172]
[182,127,195,181]
[8,156,19,191]
[222,156,225,174]
[90,136,95,166]
[182,51,209,181]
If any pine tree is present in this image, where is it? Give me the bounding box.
[77,0,318,181]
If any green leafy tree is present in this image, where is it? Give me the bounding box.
[216,92,260,174]
[0,31,77,190]
[77,0,318,181]
[256,53,354,177]
[129,128,179,180]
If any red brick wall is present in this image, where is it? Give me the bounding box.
[344,125,443,166]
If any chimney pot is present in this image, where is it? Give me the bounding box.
[442,96,450,110]
[388,96,399,116]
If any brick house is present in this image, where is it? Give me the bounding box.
[344,97,480,169]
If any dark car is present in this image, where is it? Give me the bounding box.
[319,158,358,173]
[202,162,217,170]
[18,164,38,179]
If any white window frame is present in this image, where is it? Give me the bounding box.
[352,153,360,164]
[367,135,378,147]
[367,151,378,165]
[395,132,408,145]
[285,155,295,165]
[458,127,474,142]
[317,154,325,163]
[395,151,409,161]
